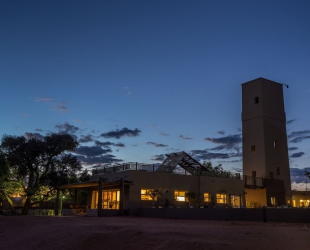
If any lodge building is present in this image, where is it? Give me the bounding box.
[58,77,310,216]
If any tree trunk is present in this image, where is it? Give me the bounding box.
[4,194,15,213]
[22,196,32,215]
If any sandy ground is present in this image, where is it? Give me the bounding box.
[0,216,309,250]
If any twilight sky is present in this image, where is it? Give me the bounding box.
[1,0,310,190]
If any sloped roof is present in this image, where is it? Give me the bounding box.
[156,151,210,174]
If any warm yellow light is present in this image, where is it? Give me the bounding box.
[177,197,185,201]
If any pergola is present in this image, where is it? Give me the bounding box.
[156,151,210,175]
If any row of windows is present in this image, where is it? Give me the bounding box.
[141,189,228,204]
[251,167,281,178]
[251,141,278,153]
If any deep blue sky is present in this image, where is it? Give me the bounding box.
[1,0,309,190]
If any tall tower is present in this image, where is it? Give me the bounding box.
[242,77,291,206]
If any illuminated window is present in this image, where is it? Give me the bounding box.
[254,97,259,104]
[175,191,186,202]
[271,196,276,206]
[299,200,309,207]
[230,195,241,208]
[91,190,120,209]
[251,145,256,153]
[216,194,227,204]
[141,189,157,201]
[274,141,278,148]
[292,200,296,207]
[204,193,210,202]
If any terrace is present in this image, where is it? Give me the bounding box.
[91,151,265,188]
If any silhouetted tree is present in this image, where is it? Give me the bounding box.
[0,133,81,215]
[202,162,233,178]
[146,189,162,207]
[185,191,200,207]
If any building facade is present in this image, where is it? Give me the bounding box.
[58,77,310,216]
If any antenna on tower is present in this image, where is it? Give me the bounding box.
[283,84,289,88]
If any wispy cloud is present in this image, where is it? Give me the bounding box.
[178,135,193,140]
[24,132,44,140]
[51,103,69,112]
[21,113,30,117]
[288,147,298,151]
[35,97,55,103]
[217,130,225,135]
[101,127,141,139]
[79,134,94,143]
[146,124,157,129]
[286,119,296,125]
[35,97,70,112]
[146,142,168,147]
[290,168,310,186]
[77,154,123,165]
[95,140,125,148]
[290,152,305,158]
[159,132,170,136]
[151,154,166,161]
[204,134,242,149]
[75,146,112,157]
[288,130,310,143]
[55,122,79,134]
[190,149,230,160]
[288,130,310,139]
[123,87,132,96]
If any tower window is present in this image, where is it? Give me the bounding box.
[274,141,278,148]
[276,167,280,175]
[254,97,259,104]
[271,197,276,206]
[251,145,256,153]
[269,171,274,179]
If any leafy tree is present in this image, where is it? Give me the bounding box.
[185,191,200,207]
[0,133,81,215]
[202,162,233,178]
[146,189,162,207]
[246,201,262,208]
[66,169,91,205]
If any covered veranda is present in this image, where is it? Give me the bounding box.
[55,177,131,216]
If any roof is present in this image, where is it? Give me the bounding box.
[241,77,284,86]
[59,179,133,189]
[156,151,210,174]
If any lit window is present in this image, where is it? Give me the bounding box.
[175,191,186,202]
[274,141,278,148]
[204,193,210,202]
[251,145,256,153]
[216,194,227,204]
[91,190,120,209]
[254,97,259,104]
[141,189,157,201]
[299,200,307,207]
[271,197,276,206]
